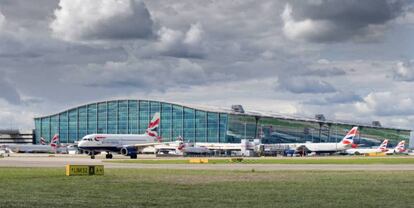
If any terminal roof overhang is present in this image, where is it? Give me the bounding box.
[34,99,412,132]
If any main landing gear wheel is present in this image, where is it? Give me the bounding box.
[90,151,96,159]
[106,154,113,159]
[130,154,137,159]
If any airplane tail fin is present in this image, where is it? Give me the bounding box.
[50,134,59,148]
[340,127,358,145]
[175,136,186,152]
[377,139,388,152]
[40,137,47,145]
[145,112,160,139]
[394,140,406,153]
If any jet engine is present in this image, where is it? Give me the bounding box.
[120,146,138,158]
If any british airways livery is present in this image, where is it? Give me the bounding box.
[78,113,161,159]
[346,139,389,155]
[292,126,359,154]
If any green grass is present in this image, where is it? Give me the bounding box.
[0,168,413,208]
[105,156,414,165]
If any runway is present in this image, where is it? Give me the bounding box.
[1,154,414,171]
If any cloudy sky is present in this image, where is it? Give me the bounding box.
[1,0,414,131]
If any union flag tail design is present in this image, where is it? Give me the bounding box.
[340,127,358,145]
[50,134,59,148]
[378,139,388,152]
[395,141,406,153]
[176,136,185,151]
[145,112,160,139]
[40,137,47,145]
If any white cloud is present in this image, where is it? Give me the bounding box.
[50,0,154,42]
[281,4,333,42]
[0,11,5,30]
[0,71,21,105]
[396,4,414,25]
[278,77,336,94]
[1,0,414,131]
[355,92,414,116]
[62,58,215,90]
[156,23,205,58]
[393,60,414,81]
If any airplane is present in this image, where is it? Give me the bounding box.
[175,137,211,156]
[291,126,359,155]
[77,112,163,159]
[7,134,61,153]
[386,140,406,155]
[345,139,388,155]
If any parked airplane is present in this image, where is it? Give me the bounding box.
[78,113,162,159]
[175,137,211,155]
[7,134,60,153]
[386,141,406,155]
[292,126,359,155]
[345,139,388,155]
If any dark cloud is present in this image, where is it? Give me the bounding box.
[282,0,409,42]
[0,0,57,31]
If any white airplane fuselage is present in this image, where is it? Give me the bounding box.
[346,148,383,155]
[6,144,62,153]
[77,134,156,153]
[294,142,350,153]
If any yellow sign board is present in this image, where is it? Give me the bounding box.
[65,165,104,176]
[365,152,387,157]
[189,158,209,163]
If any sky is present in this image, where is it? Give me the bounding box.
[0,0,414,132]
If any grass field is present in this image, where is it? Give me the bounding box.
[0,168,413,208]
[105,156,414,165]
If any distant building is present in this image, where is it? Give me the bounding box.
[0,129,34,144]
[34,99,411,147]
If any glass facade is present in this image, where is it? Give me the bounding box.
[34,100,411,146]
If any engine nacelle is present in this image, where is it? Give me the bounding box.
[120,147,137,156]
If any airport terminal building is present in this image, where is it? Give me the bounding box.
[34,99,412,147]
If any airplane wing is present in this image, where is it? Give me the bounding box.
[134,141,177,148]
[134,143,161,148]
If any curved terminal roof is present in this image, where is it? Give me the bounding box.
[34,99,411,132]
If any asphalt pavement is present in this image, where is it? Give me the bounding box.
[1,154,414,171]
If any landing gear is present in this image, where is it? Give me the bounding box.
[130,154,137,159]
[106,153,113,159]
[90,151,96,159]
